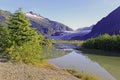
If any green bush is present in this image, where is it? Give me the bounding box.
[7,40,43,64]
[0,24,11,52]
[38,34,53,47]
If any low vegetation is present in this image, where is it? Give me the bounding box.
[54,40,83,46]
[82,34,120,54]
[64,69,101,80]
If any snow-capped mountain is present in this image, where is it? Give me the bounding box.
[26,11,73,35]
[0,10,73,36]
[26,11,45,20]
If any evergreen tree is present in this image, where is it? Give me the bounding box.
[7,8,42,63]
[8,8,38,45]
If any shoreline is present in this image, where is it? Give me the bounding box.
[0,61,80,80]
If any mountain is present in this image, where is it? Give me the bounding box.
[59,26,93,40]
[48,26,93,40]
[0,10,12,25]
[76,25,93,32]
[26,11,73,35]
[71,6,120,40]
[0,10,72,36]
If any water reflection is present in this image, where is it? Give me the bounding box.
[54,42,79,49]
[49,51,116,80]
[41,46,72,59]
[45,43,116,80]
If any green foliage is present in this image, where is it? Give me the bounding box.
[42,39,53,46]
[64,69,101,80]
[82,34,120,53]
[8,8,37,45]
[0,8,53,65]
[0,24,10,52]
[38,35,53,47]
[7,40,43,64]
[1,8,44,64]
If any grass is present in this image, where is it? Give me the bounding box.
[54,40,84,46]
[81,49,120,80]
[64,69,101,80]
[28,60,57,69]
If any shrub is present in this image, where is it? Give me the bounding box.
[7,40,43,64]
[0,24,10,52]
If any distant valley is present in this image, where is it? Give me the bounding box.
[48,25,93,40]
[48,6,120,40]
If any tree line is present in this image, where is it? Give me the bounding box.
[82,34,120,53]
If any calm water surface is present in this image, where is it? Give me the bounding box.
[44,43,118,80]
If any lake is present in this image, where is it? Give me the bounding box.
[42,42,120,80]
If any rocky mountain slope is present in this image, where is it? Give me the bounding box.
[0,10,11,25]
[26,11,73,35]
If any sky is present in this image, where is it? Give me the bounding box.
[0,0,120,30]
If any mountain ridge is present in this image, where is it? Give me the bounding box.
[26,11,73,35]
[0,10,73,36]
[71,6,120,40]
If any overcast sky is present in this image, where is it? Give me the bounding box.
[0,0,120,30]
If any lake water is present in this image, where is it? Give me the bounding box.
[43,43,119,80]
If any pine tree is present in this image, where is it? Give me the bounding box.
[8,8,38,45]
[7,8,43,63]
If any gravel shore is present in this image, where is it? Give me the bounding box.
[0,61,80,80]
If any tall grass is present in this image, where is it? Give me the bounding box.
[64,69,101,80]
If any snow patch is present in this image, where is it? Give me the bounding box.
[26,13,45,19]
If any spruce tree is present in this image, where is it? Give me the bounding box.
[7,8,42,63]
[8,8,37,45]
